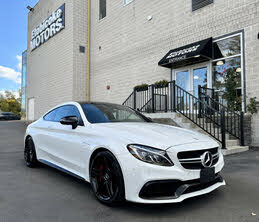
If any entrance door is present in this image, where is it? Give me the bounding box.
[174,64,209,96]
[173,63,210,112]
[176,70,190,92]
[193,66,208,97]
[175,69,191,111]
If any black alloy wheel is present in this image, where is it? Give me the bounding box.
[24,137,38,168]
[90,151,125,206]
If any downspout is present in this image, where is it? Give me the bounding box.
[87,0,91,101]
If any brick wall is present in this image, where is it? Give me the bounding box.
[27,0,88,120]
[90,0,259,145]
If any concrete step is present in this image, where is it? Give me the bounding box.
[222,146,249,155]
[152,118,179,127]
[226,139,240,147]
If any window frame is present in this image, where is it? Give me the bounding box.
[212,31,245,111]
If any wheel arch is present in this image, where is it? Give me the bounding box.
[88,147,126,202]
[24,135,32,147]
[89,147,111,170]
[88,147,125,185]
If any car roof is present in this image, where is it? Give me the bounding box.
[76,101,122,106]
[42,101,123,118]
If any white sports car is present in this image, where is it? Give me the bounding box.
[24,102,225,205]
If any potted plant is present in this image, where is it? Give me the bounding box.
[154,80,169,89]
[134,83,149,92]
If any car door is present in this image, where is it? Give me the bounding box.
[46,105,86,177]
[34,108,58,163]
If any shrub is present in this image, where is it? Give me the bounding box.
[154,80,169,88]
[134,83,149,92]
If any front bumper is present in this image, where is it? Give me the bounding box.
[139,174,224,200]
[117,144,225,204]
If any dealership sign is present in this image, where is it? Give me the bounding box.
[30,4,65,51]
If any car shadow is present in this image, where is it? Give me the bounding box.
[33,161,225,215]
[116,189,223,215]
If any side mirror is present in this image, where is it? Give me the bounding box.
[60,116,78,129]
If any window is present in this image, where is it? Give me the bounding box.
[99,0,106,20]
[124,0,133,5]
[81,103,149,124]
[44,109,57,121]
[44,105,83,124]
[54,105,82,123]
[212,33,243,111]
[192,0,213,11]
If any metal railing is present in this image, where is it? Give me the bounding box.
[122,81,245,148]
[198,85,244,145]
[122,84,171,113]
[174,83,226,147]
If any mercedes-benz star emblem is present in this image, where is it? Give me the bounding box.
[201,151,213,168]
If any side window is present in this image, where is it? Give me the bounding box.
[54,105,83,124]
[44,109,57,122]
[69,106,83,123]
[54,106,70,122]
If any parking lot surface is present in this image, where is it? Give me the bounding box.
[0,121,258,222]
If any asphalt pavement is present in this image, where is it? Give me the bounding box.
[0,121,258,222]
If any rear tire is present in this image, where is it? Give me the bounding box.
[24,137,38,168]
[90,151,125,206]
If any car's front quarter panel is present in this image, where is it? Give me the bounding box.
[79,126,134,181]
[116,143,224,204]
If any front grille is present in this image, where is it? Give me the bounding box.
[178,148,219,170]
[139,174,223,200]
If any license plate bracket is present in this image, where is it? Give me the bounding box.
[200,167,215,184]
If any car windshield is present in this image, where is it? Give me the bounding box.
[81,103,149,124]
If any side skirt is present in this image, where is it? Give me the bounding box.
[38,159,85,181]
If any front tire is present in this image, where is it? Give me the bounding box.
[24,137,38,168]
[90,151,125,206]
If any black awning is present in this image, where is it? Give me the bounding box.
[158,38,213,69]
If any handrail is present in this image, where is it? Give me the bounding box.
[122,91,134,106]
[174,83,226,148]
[122,81,245,148]
[198,85,244,144]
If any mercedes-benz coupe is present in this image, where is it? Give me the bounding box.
[24,102,225,205]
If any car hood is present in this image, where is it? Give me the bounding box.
[92,122,217,150]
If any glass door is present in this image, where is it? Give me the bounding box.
[174,63,210,113]
[193,66,208,97]
[175,69,190,112]
[176,70,190,92]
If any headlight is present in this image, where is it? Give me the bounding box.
[127,144,173,166]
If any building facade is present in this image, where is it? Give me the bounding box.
[21,50,27,117]
[26,0,259,145]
